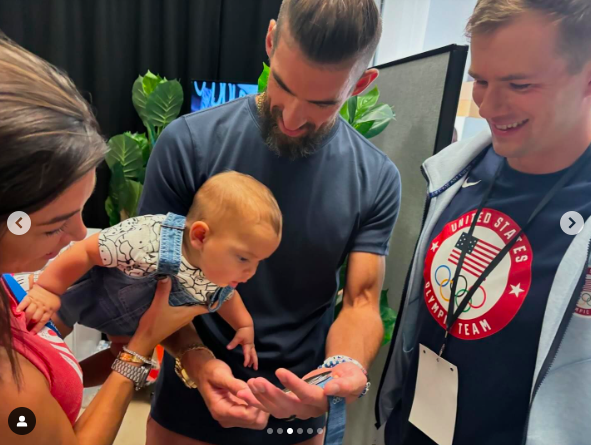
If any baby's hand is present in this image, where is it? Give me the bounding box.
[227,326,258,370]
[16,285,61,334]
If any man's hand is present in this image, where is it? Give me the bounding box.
[227,326,258,370]
[186,351,269,429]
[235,362,368,421]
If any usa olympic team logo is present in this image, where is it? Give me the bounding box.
[424,208,533,340]
[575,267,591,318]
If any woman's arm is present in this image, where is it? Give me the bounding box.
[0,346,145,445]
[78,340,126,388]
[72,334,154,443]
[1,278,210,445]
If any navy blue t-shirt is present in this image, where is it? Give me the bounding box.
[387,146,591,445]
[138,95,401,445]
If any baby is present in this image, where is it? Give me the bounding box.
[18,171,283,370]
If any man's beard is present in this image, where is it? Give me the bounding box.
[257,92,335,160]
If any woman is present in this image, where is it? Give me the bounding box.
[0,36,208,444]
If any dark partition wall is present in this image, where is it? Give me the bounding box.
[344,44,468,445]
[370,44,468,312]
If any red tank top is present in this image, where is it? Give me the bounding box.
[6,280,83,425]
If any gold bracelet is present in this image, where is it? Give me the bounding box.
[118,351,144,365]
[178,343,215,361]
[174,344,215,389]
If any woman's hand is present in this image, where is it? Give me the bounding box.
[128,277,209,356]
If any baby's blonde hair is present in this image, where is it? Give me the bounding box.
[187,171,282,236]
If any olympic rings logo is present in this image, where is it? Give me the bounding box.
[581,292,591,308]
[435,265,487,313]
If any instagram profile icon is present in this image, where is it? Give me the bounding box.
[8,407,36,435]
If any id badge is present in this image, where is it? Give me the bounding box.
[409,344,458,445]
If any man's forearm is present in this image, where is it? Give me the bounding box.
[161,322,220,384]
[325,304,383,369]
[160,322,203,357]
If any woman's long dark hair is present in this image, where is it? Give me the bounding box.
[0,35,107,383]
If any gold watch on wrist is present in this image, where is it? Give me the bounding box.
[174,343,215,389]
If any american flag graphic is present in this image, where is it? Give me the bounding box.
[448,232,502,278]
[583,272,591,294]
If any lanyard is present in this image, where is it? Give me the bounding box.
[439,147,591,357]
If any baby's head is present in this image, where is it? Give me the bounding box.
[184,171,282,288]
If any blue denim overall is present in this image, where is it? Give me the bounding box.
[56,213,234,337]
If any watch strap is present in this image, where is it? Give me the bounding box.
[111,359,150,391]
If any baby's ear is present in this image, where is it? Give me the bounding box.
[189,221,209,247]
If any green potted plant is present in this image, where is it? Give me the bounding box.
[105,71,184,225]
[258,63,398,345]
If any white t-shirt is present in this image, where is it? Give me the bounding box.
[98,215,221,304]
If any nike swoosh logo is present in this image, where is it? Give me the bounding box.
[462,179,481,188]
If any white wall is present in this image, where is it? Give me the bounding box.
[374,0,431,65]
[375,0,477,65]
[422,0,476,52]
[374,0,486,141]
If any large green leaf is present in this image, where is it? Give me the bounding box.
[106,134,143,180]
[142,70,164,96]
[364,119,393,139]
[339,102,349,121]
[109,163,142,221]
[356,103,395,124]
[355,87,379,120]
[346,97,357,125]
[121,180,143,218]
[145,81,184,129]
[354,121,374,137]
[108,162,127,208]
[258,62,270,93]
[380,289,397,345]
[132,76,149,124]
[124,131,150,167]
[105,196,120,227]
[356,103,395,139]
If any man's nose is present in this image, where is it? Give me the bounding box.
[477,85,505,120]
[281,98,307,131]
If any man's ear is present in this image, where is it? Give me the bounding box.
[189,221,210,249]
[352,68,379,97]
[266,20,277,59]
[584,61,591,99]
